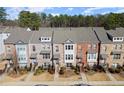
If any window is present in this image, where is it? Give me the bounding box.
[117,38,119,40]
[7,46,11,52]
[102,46,107,51]
[93,44,96,49]
[66,63,72,67]
[65,54,73,60]
[43,53,50,59]
[114,38,116,40]
[23,48,25,51]
[68,45,71,50]
[47,45,50,49]
[65,45,68,50]
[78,46,82,50]
[119,44,122,49]
[88,44,91,49]
[71,45,73,50]
[88,53,97,60]
[55,46,59,52]
[115,45,118,49]
[66,54,67,60]
[40,37,51,42]
[113,54,121,59]
[65,45,73,50]
[32,45,36,51]
[113,37,123,42]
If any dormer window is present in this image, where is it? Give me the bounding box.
[113,37,123,42]
[40,37,51,42]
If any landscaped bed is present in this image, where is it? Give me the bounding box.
[0,61,7,70]
[59,69,81,81]
[112,72,124,81]
[31,71,54,81]
[85,71,110,81]
[0,74,28,83]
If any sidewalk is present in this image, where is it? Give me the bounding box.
[24,72,33,81]
[106,71,117,81]
[80,72,88,84]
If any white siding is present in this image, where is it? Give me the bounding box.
[87,53,98,62]
[64,44,75,63]
[0,33,10,56]
[16,44,28,67]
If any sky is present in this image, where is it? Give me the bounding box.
[5,7,124,20]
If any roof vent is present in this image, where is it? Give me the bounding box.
[27,28,31,31]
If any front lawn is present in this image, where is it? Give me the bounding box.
[85,71,110,81]
[59,69,81,81]
[112,72,124,81]
[31,71,54,81]
[0,74,28,83]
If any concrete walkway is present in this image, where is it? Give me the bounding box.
[54,65,59,81]
[24,72,33,81]
[106,71,117,81]
[1,80,124,86]
[80,72,88,84]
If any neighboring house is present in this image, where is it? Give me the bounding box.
[29,29,53,68]
[53,28,77,67]
[53,28,99,67]
[0,27,11,58]
[94,27,124,67]
[4,29,32,67]
[74,28,99,66]
[107,28,124,67]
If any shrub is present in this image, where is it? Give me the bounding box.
[92,64,97,71]
[71,65,76,70]
[122,67,124,71]
[74,65,80,74]
[34,68,44,76]
[108,68,115,73]
[115,68,121,73]
[48,66,55,74]
[19,68,28,75]
[59,67,65,75]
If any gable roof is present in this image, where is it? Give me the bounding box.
[4,29,33,44]
[53,27,99,44]
[93,27,112,44]
[106,28,124,37]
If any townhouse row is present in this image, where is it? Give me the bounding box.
[0,27,124,68]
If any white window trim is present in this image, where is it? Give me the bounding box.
[113,37,123,42]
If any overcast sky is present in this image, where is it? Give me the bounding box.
[5,7,124,20]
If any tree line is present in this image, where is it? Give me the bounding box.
[1,7,124,30]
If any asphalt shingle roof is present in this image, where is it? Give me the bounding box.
[93,27,112,44]
[53,27,99,44]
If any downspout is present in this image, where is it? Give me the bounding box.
[51,30,54,69]
[93,29,101,66]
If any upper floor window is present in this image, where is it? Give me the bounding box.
[7,46,11,52]
[102,46,107,51]
[47,45,50,49]
[43,53,50,59]
[55,46,59,52]
[65,54,73,60]
[40,37,51,42]
[113,54,121,59]
[78,45,82,50]
[65,45,73,50]
[113,37,123,42]
[88,44,92,49]
[87,53,97,60]
[93,44,97,49]
[114,44,122,50]
[32,45,36,52]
